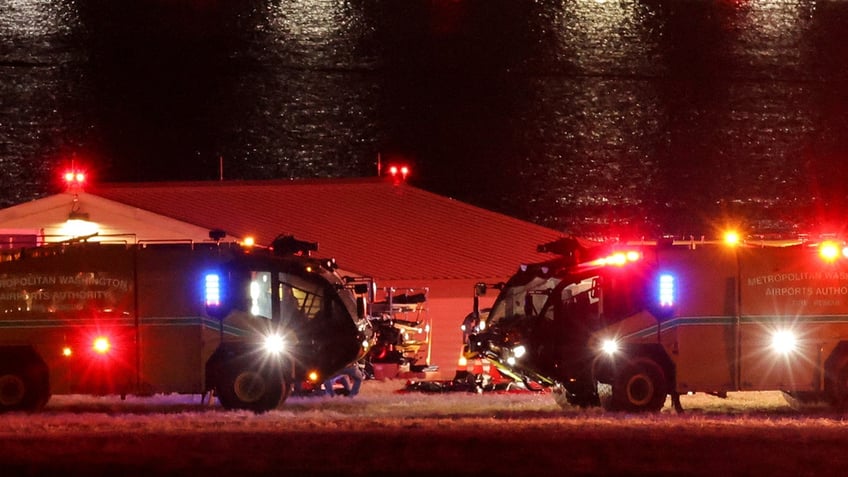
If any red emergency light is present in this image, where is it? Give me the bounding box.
[62,168,87,191]
[589,250,642,267]
[387,164,410,182]
[92,336,111,354]
[819,241,843,263]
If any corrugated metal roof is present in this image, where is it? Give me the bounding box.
[92,178,565,281]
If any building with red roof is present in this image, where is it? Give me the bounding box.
[0,178,565,378]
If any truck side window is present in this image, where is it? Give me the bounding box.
[248,271,272,320]
[603,274,645,322]
[278,273,323,321]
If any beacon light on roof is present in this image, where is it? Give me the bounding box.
[589,250,641,267]
[388,164,409,178]
[62,168,87,192]
[723,230,741,246]
[64,171,85,184]
[387,164,411,184]
[819,241,841,262]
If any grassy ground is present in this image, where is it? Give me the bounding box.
[1,381,845,476]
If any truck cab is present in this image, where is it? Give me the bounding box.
[0,235,371,413]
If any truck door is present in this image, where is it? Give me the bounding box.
[658,246,738,393]
[737,246,828,392]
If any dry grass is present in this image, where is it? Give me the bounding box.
[1,381,847,476]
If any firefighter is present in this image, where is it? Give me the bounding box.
[324,362,364,397]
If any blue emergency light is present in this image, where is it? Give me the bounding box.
[205,273,221,307]
[658,274,675,307]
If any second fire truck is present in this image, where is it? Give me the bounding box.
[466,235,848,412]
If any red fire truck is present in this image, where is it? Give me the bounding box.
[0,234,371,413]
[466,235,848,412]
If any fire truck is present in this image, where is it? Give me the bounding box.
[0,234,371,413]
[466,235,848,412]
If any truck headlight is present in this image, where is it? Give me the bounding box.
[263,334,286,354]
[771,330,797,354]
[601,338,619,355]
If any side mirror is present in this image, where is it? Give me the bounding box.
[353,283,370,294]
[356,296,367,320]
[474,282,487,297]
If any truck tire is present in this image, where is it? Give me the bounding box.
[609,357,667,412]
[217,362,284,413]
[0,361,50,413]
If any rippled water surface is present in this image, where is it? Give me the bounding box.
[2,0,847,236]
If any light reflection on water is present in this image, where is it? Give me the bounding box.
[0,0,79,39]
[1,0,847,237]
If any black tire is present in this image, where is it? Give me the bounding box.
[217,362,284,413]
[609,358,667,412]
[0,361,50,413]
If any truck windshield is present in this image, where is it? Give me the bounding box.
[487,275,562,327]
[487,273,600,329]
[278,272,359,327]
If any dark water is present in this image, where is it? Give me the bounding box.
[2,0,848,238]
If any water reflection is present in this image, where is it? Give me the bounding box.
[0,0,847,237]
[266,0,349,43]
[0,0,79,39]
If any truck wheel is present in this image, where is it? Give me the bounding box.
[610,358,667,412]
[0,362,50,413]
[217,363,284,413]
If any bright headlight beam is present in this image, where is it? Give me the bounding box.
[772,330,797,354]
[513,345,526,359]
[601,339,619,355]
[263,334,286,354]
